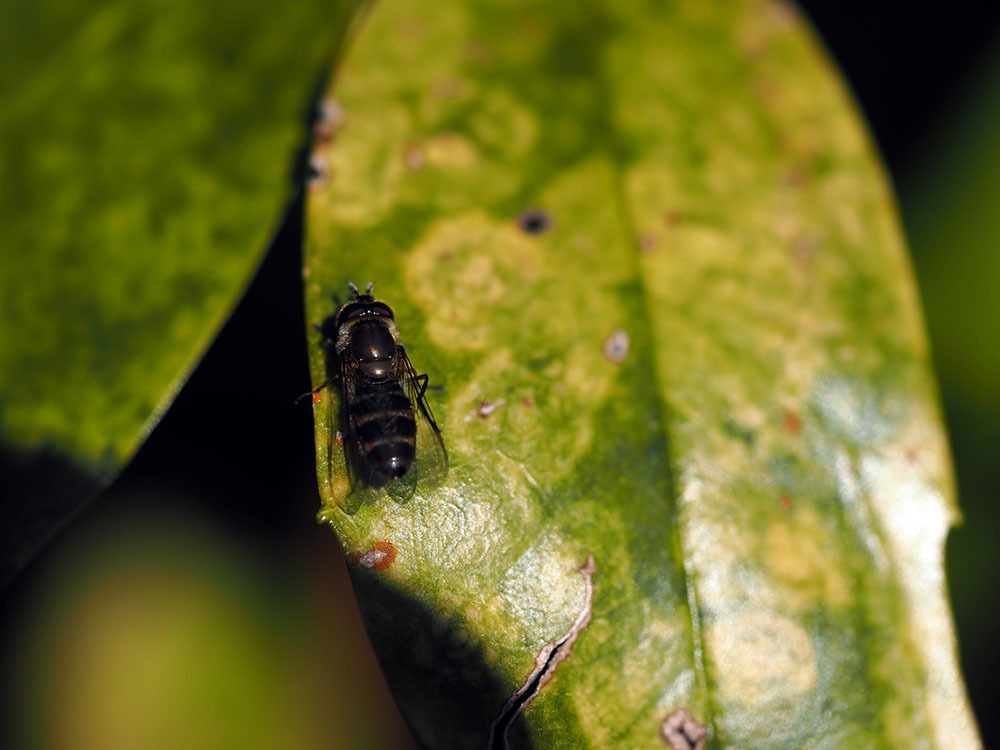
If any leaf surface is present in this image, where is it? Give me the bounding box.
[0,0,356,584]
[305,1,980,746]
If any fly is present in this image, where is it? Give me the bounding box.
[306,282,447,512]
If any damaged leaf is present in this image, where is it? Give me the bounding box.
[304,0,979,747]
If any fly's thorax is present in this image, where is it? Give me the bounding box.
[337,315,401,380]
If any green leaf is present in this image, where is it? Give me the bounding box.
[305,0,979,747]
[0,0,357,584]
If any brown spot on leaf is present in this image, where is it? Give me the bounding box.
[779,495,793,511]
[660,708,707,750]
[402,141,425,172]
[311,391,322,405]
[350,540,397,571]
[782,409,802,435]
[784,166,808,188]
[333,431,344,447]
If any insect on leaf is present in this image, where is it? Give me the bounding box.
[304,0,981,747]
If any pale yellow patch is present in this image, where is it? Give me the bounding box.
[618,602,694,706]
[466,87,538,157]
[328,475,351,506]
[707,613,817,703]
[764,507,853,609]
[423,132,480,169]
[319,102,411,226]
[405,211,541,352]
[728,401,768,433]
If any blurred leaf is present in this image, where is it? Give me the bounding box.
[305,0,980,747]
[0,0,359,585]
[1,500,408,750]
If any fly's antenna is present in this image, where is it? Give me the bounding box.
[346,281,375,298]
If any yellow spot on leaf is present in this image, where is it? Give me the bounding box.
[707,613,817,703]
[406,211,541,352]
[424,132,480,169]
[764,507,853,609]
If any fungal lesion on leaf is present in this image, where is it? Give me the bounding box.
[488,555,596,750]
[463,398,506,422]
[659,708,707,750]
[349,540,398,571]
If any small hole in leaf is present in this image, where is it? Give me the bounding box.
[517,208,552,235]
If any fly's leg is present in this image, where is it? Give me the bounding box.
[294,377,336,405]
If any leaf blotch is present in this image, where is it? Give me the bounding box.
[602,328,630,364]
[464,399,506,422]
[706,613,817,702]
[660,708,707,750]
[350,540,398,571]
[782,408,802,435]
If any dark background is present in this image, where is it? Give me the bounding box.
[2,2,998,747]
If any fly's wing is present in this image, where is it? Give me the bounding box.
[337,360,382,515]
[394,345,448,495]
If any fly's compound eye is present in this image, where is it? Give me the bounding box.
[341,302,394,322]
[370,302,394,319]
[341,307,367,322]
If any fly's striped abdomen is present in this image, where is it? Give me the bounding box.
[350,381,416,486]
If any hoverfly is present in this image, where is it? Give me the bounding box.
[307,282,447,512]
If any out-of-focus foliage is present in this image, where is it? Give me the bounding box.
[305,0,979,746]
[0,497,412,750]
[0,0,357,585]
